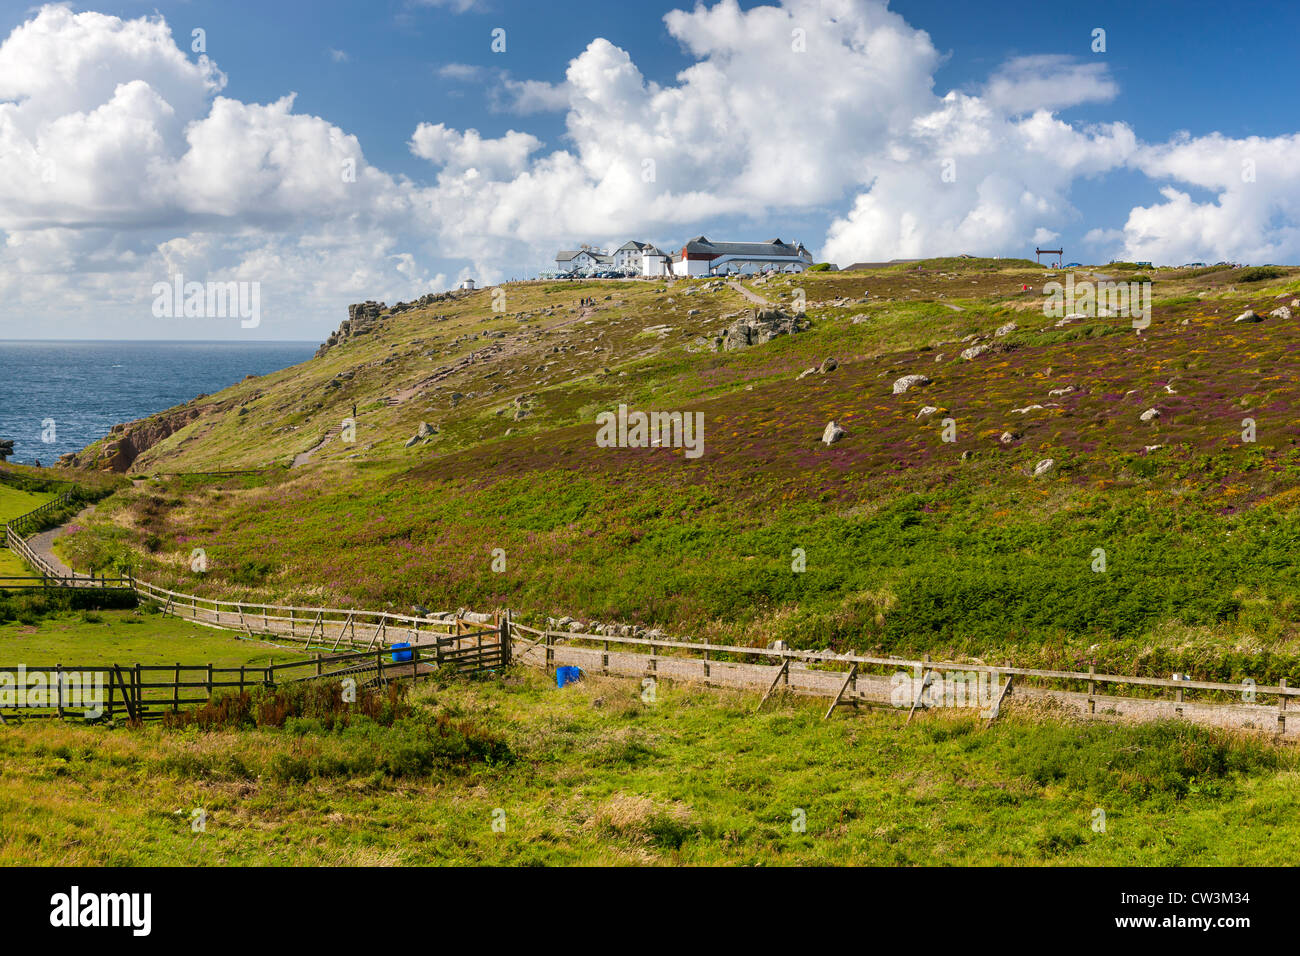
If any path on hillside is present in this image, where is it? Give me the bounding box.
[291,425,341,468]
[727,280,771,307]
[25,505,95,579]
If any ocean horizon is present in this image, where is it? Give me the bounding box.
[0,339,318,466]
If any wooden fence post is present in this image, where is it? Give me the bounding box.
[500,613,511,667]
[206,663,214,701]
[55,664,63,719]
[173,663,180,711]
[1280,678,1288,734]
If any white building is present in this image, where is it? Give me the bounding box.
[554,236,813,278]
[458,278,476,291]
[671,236,813,277]
[555,248,614,273]
[640,245,672,277]
[612,241,653,272]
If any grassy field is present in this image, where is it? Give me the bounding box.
[0,482,53,576]
[0,608,306,668]
[0,665,1295,865]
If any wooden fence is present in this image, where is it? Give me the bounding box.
[510,622,1300,738]
[2,490,134,591]
[133,578,503,652]
[5,484,1299,737]
[0,631,509,723]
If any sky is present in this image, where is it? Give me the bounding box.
[0,0,1297,342]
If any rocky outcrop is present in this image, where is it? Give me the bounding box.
[57,407,204,473]
[315,291,467,359]
[316,301,387,358]
[693,307,809,352]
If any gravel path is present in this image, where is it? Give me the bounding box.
[24,505,95,578]
[727,280,772,307]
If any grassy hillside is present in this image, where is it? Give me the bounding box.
[53,261,1300,681]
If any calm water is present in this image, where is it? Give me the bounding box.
[0,341,317,466]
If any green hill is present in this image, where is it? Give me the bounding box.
[51,261,1300,682]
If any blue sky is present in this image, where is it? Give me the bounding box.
[0,0,1296,340]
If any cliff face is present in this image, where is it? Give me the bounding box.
[58,406,205,473]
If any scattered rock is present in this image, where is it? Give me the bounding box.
[892,374,931,394]
[822,421,846,445]
[1140,408,1161,422]
[916,406,939,420]
[1000,431,1020,444]
[994,321,1017,337]
[1269,306,1292,321]
[1234,309,1262,323]
[960,344,990,361]
[1032,458,1055,477]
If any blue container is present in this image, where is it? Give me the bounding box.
[556,666,582,688]
[391,642,413,663]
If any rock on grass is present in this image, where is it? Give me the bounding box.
[892,374,931,394]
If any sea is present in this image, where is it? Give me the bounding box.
[0,341,318,466]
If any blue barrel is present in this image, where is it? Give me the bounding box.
[556,666,582,687]
[391,642,413,663]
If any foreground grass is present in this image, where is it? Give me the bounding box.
[0,667,1295,865]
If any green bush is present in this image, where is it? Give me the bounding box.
[1238,266,1287,283]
